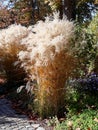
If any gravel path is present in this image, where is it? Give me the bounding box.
[0,98,52,130]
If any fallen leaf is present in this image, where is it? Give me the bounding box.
[94,118,98,123]
[76,128,80,130]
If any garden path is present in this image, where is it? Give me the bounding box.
[0,98,52,130]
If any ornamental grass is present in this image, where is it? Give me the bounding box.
[36,51,76,117]
[0,24,30,88]
[18,12,77,118]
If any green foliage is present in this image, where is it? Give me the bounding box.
[88,13,98,38]
[65,81,98,113]
[87,13,98,73]
[55,109,98,130]
[55,78,98,130]
[72,24,97,76]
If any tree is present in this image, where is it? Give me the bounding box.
[0,0,17,28]
[9,0,51,25]
[0,0,98,28]
[76,0,98,23]
[44,0,98,22]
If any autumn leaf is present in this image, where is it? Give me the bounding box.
[88,127,91,130]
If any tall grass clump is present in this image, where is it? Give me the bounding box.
[18,12,77,118]
[0,24,30,88]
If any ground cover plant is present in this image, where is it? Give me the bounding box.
[55,109,98,130]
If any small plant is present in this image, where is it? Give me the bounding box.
[47,116,59,127]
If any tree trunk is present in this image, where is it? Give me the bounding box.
[64,0,76,20]
[30,0,35,24]
[58,0,63,19]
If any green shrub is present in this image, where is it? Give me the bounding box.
[73,14,98,76]
[87,13,98,74]
[71,24,97,77]
[65,77,98,113]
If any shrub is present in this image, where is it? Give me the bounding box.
[0,24,30,89]
[66,78,98,114]
[74,74,98,95]
[87,13,98,74]
[54,74,98,129]
[18,12,77,118]
[71,24,96,77]
[73,14,98,76]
